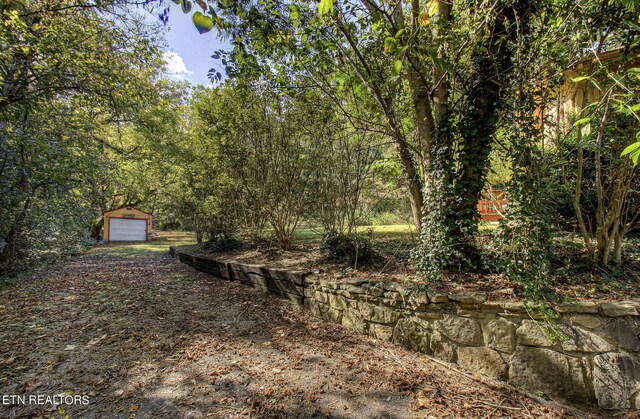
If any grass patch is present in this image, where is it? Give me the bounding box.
[95,231,197,257]
[295,223,496,240]
[295,224,418,240]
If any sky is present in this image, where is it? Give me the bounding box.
[141,3,229,86]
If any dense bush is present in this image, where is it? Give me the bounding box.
[321,232,379,267]
[0,196,95,277]
[202,238,244,253]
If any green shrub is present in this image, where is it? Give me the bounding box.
[321,232,379,267]
[202,238,244,253]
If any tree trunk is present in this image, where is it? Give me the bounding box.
[450,1,526,263]
[391,134,424,231]
[90,218,104,238]
[612,225,625,264]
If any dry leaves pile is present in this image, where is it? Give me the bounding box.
[0,245,583,418]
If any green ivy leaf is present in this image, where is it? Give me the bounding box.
[193,12,214,34]
[580,123,591,138]
[318,0,334,15]
[391,59,403,76]
[384,37,397,53]
[572,116,591,126]
[621,141,640,166]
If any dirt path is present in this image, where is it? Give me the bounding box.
[0,244,581,418]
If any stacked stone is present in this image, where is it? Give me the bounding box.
[304,279,640,412]
[170,247,640,412]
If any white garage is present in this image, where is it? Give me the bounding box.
[109,218,147,241]
[103,207,153,242]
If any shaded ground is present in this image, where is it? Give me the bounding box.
[1,236,583,418]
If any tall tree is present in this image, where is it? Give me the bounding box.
[176,0,537,273]
[0,0,164,274]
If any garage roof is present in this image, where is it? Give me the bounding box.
[104,207,152,217]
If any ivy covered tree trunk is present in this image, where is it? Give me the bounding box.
[415,136,456,278]
[495,0,553,300]
[416,0,529,276]
[448,2,521,265]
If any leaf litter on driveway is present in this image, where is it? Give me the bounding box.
[0,248,583,418]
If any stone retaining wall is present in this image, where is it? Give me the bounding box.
[170,247,640,412]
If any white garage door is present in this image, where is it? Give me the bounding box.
[109,218,147,241]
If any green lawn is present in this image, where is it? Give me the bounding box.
[295,223,497,240]
[95,231,197,257]
[94,222,500,257]
[293,224,417,240]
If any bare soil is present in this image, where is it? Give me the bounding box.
[0,243,587,418]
